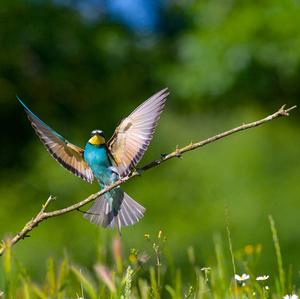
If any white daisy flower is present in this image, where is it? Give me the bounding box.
[235,273,250,282]
[283,295,299,299]
[256,275,269,281]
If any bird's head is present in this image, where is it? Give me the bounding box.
[88,129,106,146]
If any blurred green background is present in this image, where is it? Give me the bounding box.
[0,0,300,287]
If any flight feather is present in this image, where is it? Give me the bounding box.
[108,88,169,176]
[18,97,94,183]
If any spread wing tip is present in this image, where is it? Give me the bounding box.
[18,97,94,184]
[156,87,169,99]
[109,88,170,176]
[17,96,31,114]
[151,88,169,106]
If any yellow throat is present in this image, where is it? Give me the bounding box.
[88,134,105,145]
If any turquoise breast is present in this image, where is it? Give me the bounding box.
[84,143,113,184]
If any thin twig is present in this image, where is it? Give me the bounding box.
[0,105,296,256]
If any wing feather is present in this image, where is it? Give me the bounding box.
[18,97,94,183]
[108,88,169,176]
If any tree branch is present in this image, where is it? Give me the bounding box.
[0,104,296,256]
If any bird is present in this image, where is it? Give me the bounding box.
[18,88,169,233]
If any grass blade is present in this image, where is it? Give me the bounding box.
[269,215,285,295]
[71,266,97,299]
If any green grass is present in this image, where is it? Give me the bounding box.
[0,216,299,298]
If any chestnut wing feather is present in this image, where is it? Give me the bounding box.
[18,98,94,183]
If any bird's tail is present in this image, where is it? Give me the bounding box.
[84,188,145,232]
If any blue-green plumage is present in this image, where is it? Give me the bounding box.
[84,143,117,207]
[83,138,145,232]
[18,88,169,232]
[84,143,113,183]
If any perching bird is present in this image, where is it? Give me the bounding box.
[18,89,169,232]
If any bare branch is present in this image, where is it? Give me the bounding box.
[0,105,296,256]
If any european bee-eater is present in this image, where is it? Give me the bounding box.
[18,88,169,232]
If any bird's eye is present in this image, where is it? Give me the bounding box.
[91,130,104,137]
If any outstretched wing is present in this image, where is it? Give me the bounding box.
[108,88,169,176]
[18,97,94,183]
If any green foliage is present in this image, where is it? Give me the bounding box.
[163,0,300,104]
[0,0,300,296]
[0,227,299,298]
[269,215,285,296]
[71,266,97,299]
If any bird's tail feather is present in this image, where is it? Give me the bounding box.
[84,189,145,232]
